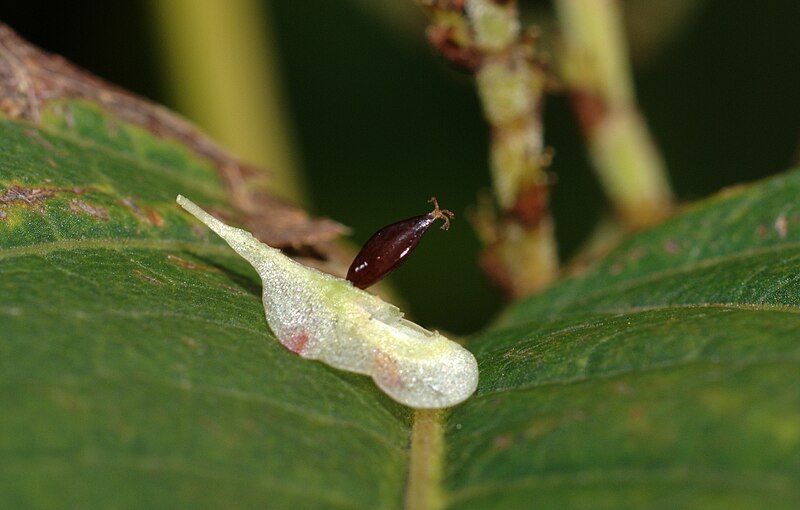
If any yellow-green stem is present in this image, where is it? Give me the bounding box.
[556,0,673,228]
[149,0,305,203]
[420,0,559,297]
[405,409,445,510]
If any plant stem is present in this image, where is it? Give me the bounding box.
[149,0,306,204]
[405,409,444,510]
[555,0,673,229]
[419,0,559,297]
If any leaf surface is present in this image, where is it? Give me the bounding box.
[0,102,410,509]
[448,174,800,508]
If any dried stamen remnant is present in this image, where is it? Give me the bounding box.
[346,198,454,289]
[175,195,478,409]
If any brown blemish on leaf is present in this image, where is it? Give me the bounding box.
[0,185,56,206]
[775,214,788,239]
[146,208,164,227]
[120,197,147,222]
[23,127,64,155]
[628,404,647,425]
[1,184,105,219]
[166,254,219,273]
[492,434,513,452]
[500,345,540,362]
[757,223,768,238]
[524,416,560,440]
[132,269,162,286]
[525,409,586,441]
[663,239,679,254]
[486,396,506,412]
[166,254,200,270]
[219,282,253,297]
[181,336,200,349]
[0,24,350,272]
[614,382,634,395]
[69,198,109,221]
[190,223,208,240]
[50,388,87,412]
[628,246,647,262]
[181,336,206,354]
[120,197,166,228]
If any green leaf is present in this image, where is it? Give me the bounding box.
[449,175,800,508]
[0,102,410,509]
[2,43,799,510]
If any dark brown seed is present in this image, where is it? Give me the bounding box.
[346,198,454,289]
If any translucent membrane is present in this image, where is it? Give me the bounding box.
[176,195,479,409]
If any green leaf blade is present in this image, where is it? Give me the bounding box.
[500,172,800,326]
[0,104,410,509]
[447,171,800,509]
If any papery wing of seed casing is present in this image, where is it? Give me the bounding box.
[176,195,478,409]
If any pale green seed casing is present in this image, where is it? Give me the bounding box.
[176,195,479,409]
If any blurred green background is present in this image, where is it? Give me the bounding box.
[2,0,799,333]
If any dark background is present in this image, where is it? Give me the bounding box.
[3,1,799,333]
